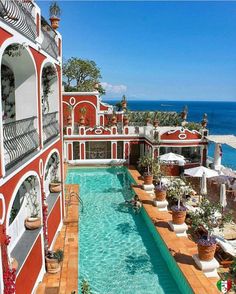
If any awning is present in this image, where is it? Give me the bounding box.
[207,135,236,149]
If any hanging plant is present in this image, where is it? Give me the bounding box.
[1,64,15,122]
[4,44,25,58]
[42,65,56,114]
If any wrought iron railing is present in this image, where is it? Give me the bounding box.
[43,111,59,145]
[3,116,39,170]
[0,0,37,41]
[41,26,58,59]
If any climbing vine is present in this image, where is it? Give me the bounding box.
[1,226,16,294]
[42,65,57,114]
[1,64,15,122]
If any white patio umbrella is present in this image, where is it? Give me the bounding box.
[184,166,219,178]
[159,152,185,163]
[220,168,236,178]
[200,172,207,196]
[220,184,227,210]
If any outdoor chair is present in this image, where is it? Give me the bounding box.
[214,236,236,267]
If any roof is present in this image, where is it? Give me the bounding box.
[207,135,236,149]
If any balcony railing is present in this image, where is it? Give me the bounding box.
[41,25,58,59]
[3,116,39,171]
[43,111,59,145]
[0,0,37,41]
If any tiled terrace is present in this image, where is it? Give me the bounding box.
[36,183,79,294]
[128,166,219,294]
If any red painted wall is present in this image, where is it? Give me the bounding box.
[74,102,96,127]
[0,28,13,46]
[161,130,201,140]
[47,197,61,247]
[15,235,43,294]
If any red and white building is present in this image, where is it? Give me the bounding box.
[0,1,64,293]
[63,92,209,175]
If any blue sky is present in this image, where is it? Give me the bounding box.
[39,1,236,101]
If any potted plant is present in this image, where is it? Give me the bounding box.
[49,1,61,30]
[123,115,129,126]
[145,112,151,125]
[9,257,18,271]
[153,119,159,128]
[49,158,62,193]
[111,112,117,125]
[121,95,127,109]
[24,177,41,230]
[79,107,87,125]
[189,199,233,261]
[138,155,158,185]
[181,105,188,120]
[46,249,64,274]
[155,182,167,201]
[201,113,208,128]
[167,178,191,225]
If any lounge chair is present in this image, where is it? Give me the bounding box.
[215,236,236,267]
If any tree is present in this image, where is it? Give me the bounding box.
[63,58,105,94]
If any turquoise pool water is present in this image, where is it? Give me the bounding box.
[66,167,191,294]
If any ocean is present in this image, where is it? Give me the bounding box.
[105,100,236,170]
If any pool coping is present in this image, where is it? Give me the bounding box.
[128,166,220,294]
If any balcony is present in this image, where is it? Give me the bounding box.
[0,0,37,41]
[41,17,59,59]
[43,111,59,145]
[3,116,39,171]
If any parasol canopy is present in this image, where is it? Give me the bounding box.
[184,166,219,178]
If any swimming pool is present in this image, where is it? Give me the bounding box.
[66,167,193,294]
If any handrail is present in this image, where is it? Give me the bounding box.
[41,26,58,59]
[0,0,37,41]
[42,111,59,145]
[67,191,84,212]
[3,116,39,170]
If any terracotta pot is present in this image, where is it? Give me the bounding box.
[122,101,127,108]
[25,217,41,230]
[144,175,153,185]
[153,120,159,128]
[49,182,62,193]
[10,257,18,270]
[198,243,216,261]
[80,116,85,125]
[172,210,186,225]
[49,17,60,30]
[155,190,166,201]
[46,257,60,274]
[112,117,117,125]
[123,117,129,126]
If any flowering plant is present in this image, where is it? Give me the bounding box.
[197,236,216,246]
[155,183,167,192]
[171,205,187,212]
[189,198,233,244]
[3,268,16,294]
[167,178,192,210]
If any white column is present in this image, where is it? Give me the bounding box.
[213,143,222,170]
